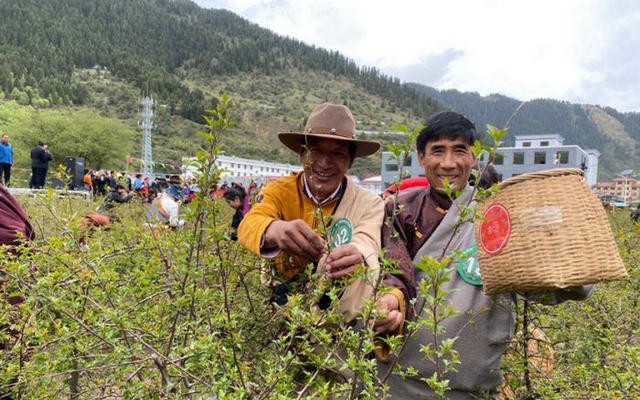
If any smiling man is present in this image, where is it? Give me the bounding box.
[374,111,592,399]
[238,103,384,320]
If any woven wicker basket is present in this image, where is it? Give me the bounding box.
[476,168,628,295]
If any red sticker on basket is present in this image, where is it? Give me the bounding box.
[479,203,511,255]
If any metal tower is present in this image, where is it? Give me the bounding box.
[140,95,155,174]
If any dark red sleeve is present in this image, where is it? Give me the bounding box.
[0,186,35,245]
[381,199,417,319]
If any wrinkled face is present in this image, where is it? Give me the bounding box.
[225,196,242,210]
[300,138,353,200]
[418,137,475,193]
[1,135,8,144]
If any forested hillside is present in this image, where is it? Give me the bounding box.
[411,85,640,178]
[1,0,638,180]
[0,0,440,179]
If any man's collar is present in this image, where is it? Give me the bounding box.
[302,173,344,206]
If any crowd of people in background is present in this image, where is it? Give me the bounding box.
[76,166,263,240]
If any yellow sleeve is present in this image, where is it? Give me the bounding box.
[237,181,284,256]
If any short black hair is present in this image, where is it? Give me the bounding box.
[416,111,477,155]
[223,187,245,201]
[470,163,501,189]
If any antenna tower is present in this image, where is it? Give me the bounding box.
[140,95,155,174]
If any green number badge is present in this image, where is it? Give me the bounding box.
[456,245,483,286]
[329,218,353,249]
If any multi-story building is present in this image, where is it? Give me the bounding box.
[215,155,301,178]
[380,134,600,188]
[182,155,301,182]
[490,134,599,187]
[380,151,424,189]
[593,176,639,206]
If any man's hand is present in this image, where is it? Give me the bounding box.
[263,219,326,261]
[325,243,365,279]
[371,293,405,334]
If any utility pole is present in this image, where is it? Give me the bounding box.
[140,94,155,174]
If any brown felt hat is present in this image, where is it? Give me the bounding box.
[278,103,380,158]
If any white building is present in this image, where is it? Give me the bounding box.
[491,134,599,187]
[183,155,301,181]
[381,133,600,187]
[215,155,301,178]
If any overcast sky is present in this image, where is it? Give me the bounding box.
[193,0,640,113]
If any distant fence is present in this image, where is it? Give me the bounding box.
[7,187,93,202]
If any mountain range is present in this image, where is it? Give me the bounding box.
[411,86,639,178]
[0,0,637,179]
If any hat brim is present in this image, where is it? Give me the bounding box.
[278,132,380,158]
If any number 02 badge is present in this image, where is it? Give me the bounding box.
[329,218,353,249]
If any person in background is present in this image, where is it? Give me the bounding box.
[469,162,501,189]
[243,181,258,215]
[29,141,52,189]
[0,134,14,186]
[133,174,143,194]
[223,187,247,241]
[374,111,593,399]
[237,103,384,318]
[124,172,132,191]
[94,169,109,196]
[147,182,185,227]
[81,184,133,233]
[83,169,94,192]
[108,170,118,191]
[98,184,133,214]
[631,204,640,223]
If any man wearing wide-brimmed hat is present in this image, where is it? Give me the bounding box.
[238,103,384,321]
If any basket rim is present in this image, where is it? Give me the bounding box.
[497,168,584,190]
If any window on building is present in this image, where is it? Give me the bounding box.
[513,152,524,165]
[534,152,546,164]
[522,142,531,147]
[403,155,412,166]
[540,141,549,146]
[385,164,399,171]
[557,151,569,164]
[493,153,504,165]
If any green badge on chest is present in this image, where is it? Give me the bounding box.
[455,245,483,286]
[329,218,353,249]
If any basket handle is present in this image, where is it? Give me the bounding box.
[497,168,584,190]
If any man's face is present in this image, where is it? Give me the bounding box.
[300,138,353,200]
[1,135,8,144]
[418,136,475,193]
